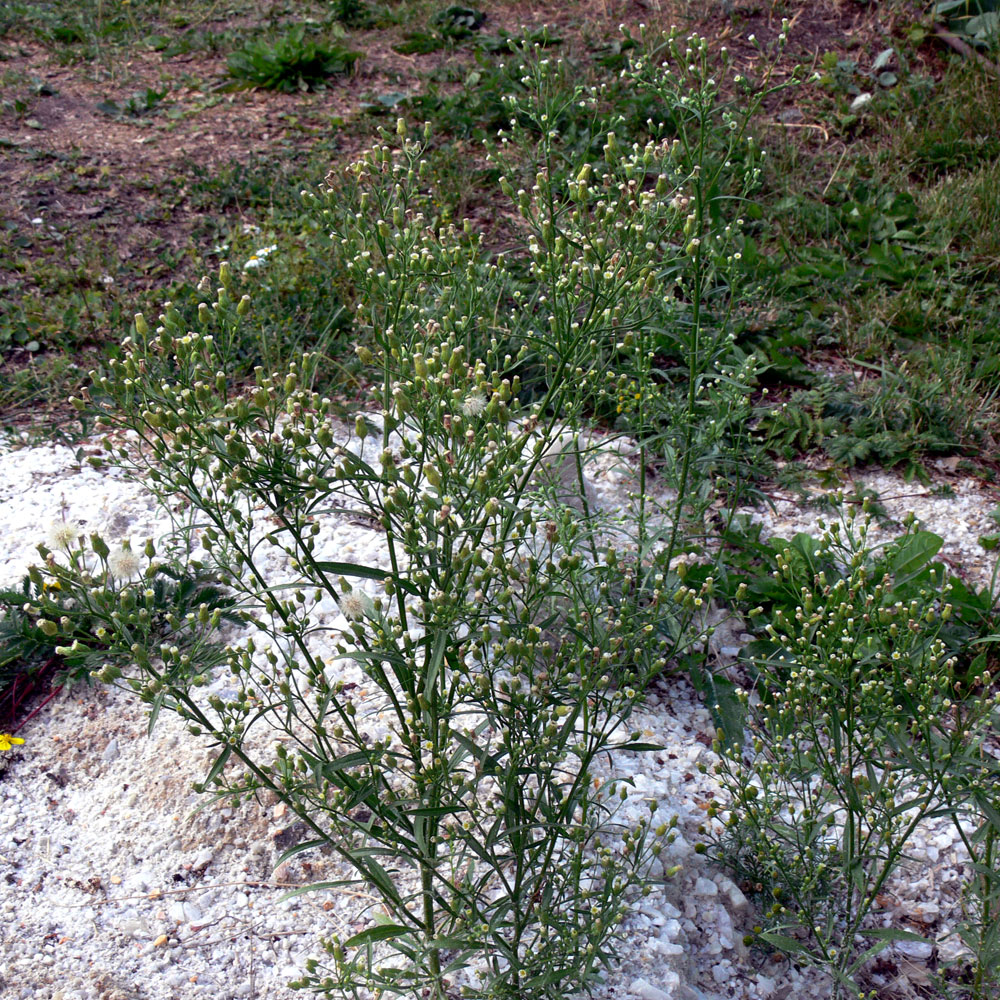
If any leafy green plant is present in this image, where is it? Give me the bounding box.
[0,527,238,728]
[394,5,485,55]
[332,0,376,30]
[936,0,1000,51]
[227,26,360,92]
[721,512,1000,680]
[757,362,989,479]
[63,30,793,998]
[933,768,1000,1000]
[431,5,485,37]
[706,507,1000,999]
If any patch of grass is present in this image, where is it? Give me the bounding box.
[0,0,352,77]
[921,156,1000,261]
[0,162,353,422]
[742,45,1000,476]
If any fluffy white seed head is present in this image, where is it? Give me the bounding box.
[107,547,142,579]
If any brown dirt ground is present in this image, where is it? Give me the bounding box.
[0,0,959,423]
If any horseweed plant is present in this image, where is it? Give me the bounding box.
[70,33,788,999]
[706,506,1000,999]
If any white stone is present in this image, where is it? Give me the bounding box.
[716,905,735,949]
[711,961,733,984]
[168,901,202,924]
[122,918,150,940]
[756,975,777,997]
[662,918,682,939]
[693,876,717,897]
[718,876,748,911]
[193,848,214,869]
[631,977,674,1000]
[896,940,934,961]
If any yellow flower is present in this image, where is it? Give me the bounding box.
[0,734,25,752]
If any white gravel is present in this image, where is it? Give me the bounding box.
[1,435,997,1000]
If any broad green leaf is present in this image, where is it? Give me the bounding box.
[968,10,1000,36]
[888,531,942,592]
[872,47,895,71]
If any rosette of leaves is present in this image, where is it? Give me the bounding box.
[936,0,1000,50]
[227,26,361,93]
[394,5,485,55]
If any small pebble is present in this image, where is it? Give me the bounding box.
[896,940,934,961]
[631,978,674,1000]
[694,877,717,897]
[711,961,733,984]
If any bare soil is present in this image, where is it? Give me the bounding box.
[0,0,963,425]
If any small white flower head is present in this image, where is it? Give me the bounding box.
[339,589,375,621]
[461,391,487,418]
[107,546,141,580]
[243,245,278,271]
[48,521,79,550]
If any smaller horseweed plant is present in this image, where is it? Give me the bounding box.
[64,32,794,1000]
[706,506,1000,999]
[0,525,235,691]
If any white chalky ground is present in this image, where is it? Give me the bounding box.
[1,433,998,1000]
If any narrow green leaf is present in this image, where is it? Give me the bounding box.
[343,923,413,948]
[203,745,232,787]
[314,560,395,583]
[274,837,328,868]
[757,931,812,955]
[277,878,362,903]
[864,927,931,942]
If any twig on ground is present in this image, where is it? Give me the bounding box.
[933,24,1000,78]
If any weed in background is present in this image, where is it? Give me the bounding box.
[394,5,486,56]
[757,361,994,480]
[332,0,378,31]
[227,25,360,92]
[0,528,237,731]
